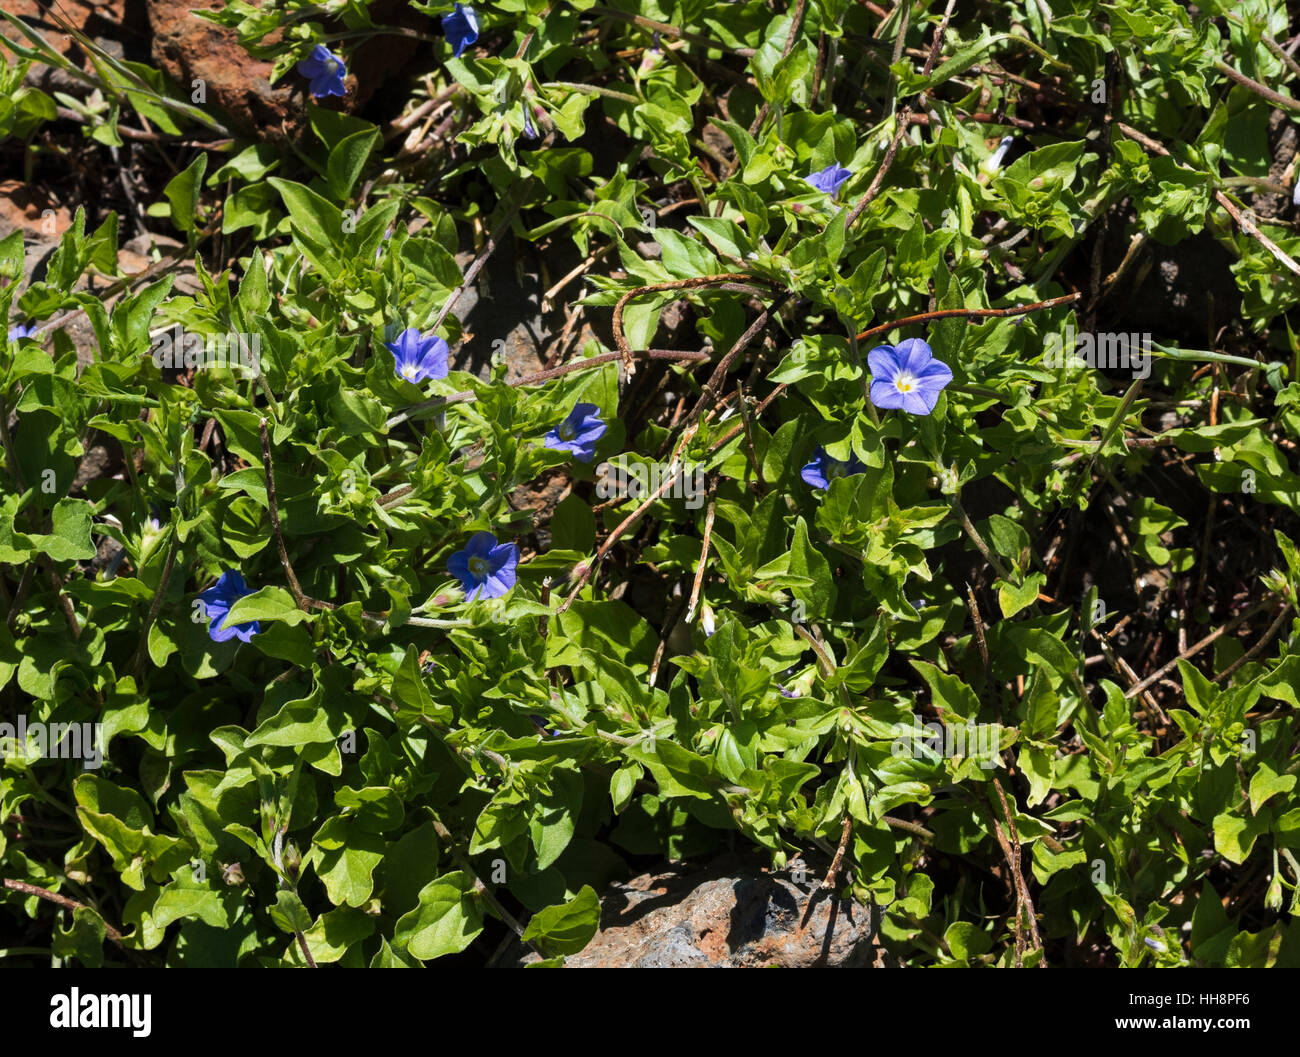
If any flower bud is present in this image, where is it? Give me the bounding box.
[282,840,301,882]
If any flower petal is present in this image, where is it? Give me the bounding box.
[573,421,607,445]
[900,388,935,415]
[465,531,497,559]
[867,344,901,380]
[870,379,906,409]
[800,451,830,488]
[447,550,475,590]
[488,542,519,579]
[442,4,480,57]
[894,338,934,374]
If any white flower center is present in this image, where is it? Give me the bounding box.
[468,556,488,578]
[326,59,340,75]
[558,421,576,441]
[893,371,918,393]
[402,363,417,378]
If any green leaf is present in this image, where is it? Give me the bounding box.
[271,890,314,934]
[224,586,315,627]
[626,739,718,800]
[327,128,380,203]
[1248,764,1295,815]
[37,498,97,561]
[268,177,345,279]
[521,885,600,957]
[164,152,208,234]
[393,871,483,960]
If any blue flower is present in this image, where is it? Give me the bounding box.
[800,447,866,489]
[868,338,953,415]
[805,163,852,198]
[198,570,261,644]
[448,531,519,602]
[442,4,480,58]
[530,715,561,737]
[522,104,538,140]
[7,322,34,342]
[545,402,606,463]
[385,328,449,384]
[296,44,347,99]
[982,135,1015,174]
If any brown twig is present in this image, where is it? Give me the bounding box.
[682,291,792,429]
[822,814,853,890]
[747,0,809,136]
[611,274,774,375]
[560,426,699,611]
[1212,603,1294,684]
[2,877,126,948]
[1213,59,1300,114]
[684,475,720,623]
[845,0,955,228]
[1117,122,1300,279]
[259,418,311,612]
[431,175,539,334]
[854,292,1082,345]
[989,778,1045,966]
[1123,596,1279,699]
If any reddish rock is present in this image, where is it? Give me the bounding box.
[2,0,147,96]
[0,181,73,239]
[147,0,428,140]
[147,0,299,139]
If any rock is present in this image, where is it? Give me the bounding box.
[450,239,553,383]
[147,0,299,139]
[3,0,147,97]
[147,0,427,140]
[0,181,73,241]
[512,854,879,968]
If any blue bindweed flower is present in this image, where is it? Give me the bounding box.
[296,44,348,99]
[805,163,852,199]
[800,447,866,489]
[448,531,519,602]
[386,328,449,384]
[982,134,1015,174]
[545,402,606,463]
[522,104,538,140]
[7,322,35,342]
[868,338,953,415]
[442,4,480,58]
[198,570,261,644]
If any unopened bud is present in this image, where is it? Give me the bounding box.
[282,841,301,882]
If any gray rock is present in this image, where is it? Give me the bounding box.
[509,854,878,968]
